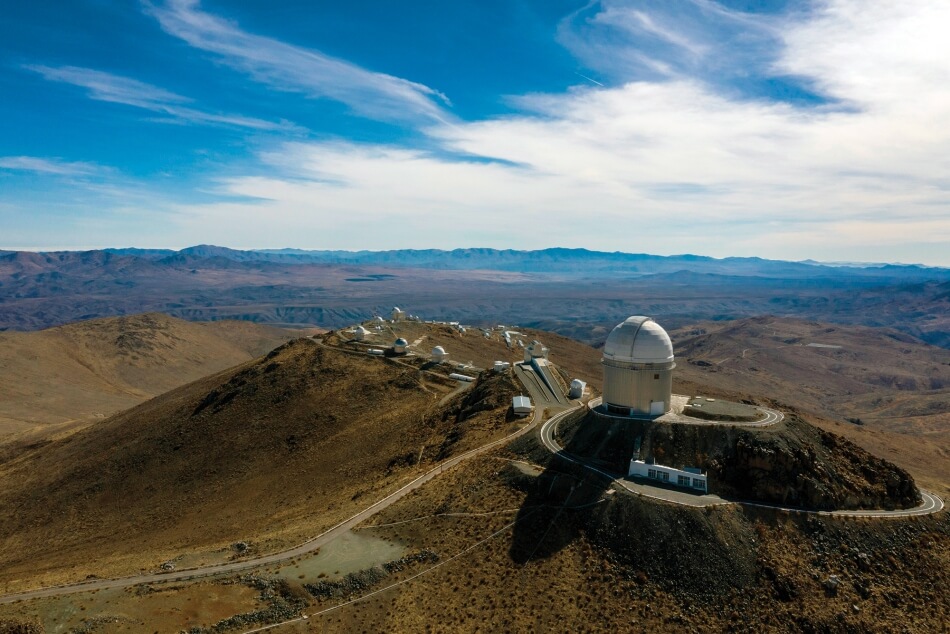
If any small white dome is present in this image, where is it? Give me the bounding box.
[603,316,674,364]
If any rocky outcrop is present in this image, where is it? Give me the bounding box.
[559,412,920,511]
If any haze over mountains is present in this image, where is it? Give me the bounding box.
[2,246,949,350]
[97,245,949,277]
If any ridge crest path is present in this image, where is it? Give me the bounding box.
[0,346,543,604]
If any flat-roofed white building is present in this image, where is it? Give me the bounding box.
[628,460,707,492]
[512,395,532,416]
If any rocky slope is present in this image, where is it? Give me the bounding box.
[558,412,920,510]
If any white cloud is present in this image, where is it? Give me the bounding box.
[25,64,293,131]
[557,0,781,83]
[12,1,950,266]
[145,0,452,125]
[0,156,102,176]
[141,0,950,266]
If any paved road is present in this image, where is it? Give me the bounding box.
[2,356,941,605]
[514,363,561,407]
[0,376,544,605]
[587,396,784,427]
[540,403,945,517]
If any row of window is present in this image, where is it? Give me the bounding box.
[644,468,706,491]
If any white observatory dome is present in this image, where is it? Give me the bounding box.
[601,316,675,418]
[603,316,674,365]
[431,345,447,361]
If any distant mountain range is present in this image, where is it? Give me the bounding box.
[2,246,949,348]
[90,245,950,280]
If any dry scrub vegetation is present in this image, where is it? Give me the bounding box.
[234,451,949,634]
[671,316,950,496]
[0,334,518,592]
[0,313,295,440]
[0,314,947,632]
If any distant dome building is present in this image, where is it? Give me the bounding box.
[350,325,370,341]
[393,338,408,354]
[431,346,447,362]
[523,340,549,364]
[601,316,675,418]
[391,307,406,322]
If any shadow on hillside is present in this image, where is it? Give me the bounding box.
[508,414,612,564]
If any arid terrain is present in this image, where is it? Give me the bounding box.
[0,312,946,632]
[2,247,949,349]
[670,317,950,494]
[0,313,300,442]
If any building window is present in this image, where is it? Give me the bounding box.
[693,478,706,490]
[677,475,690,486]
[654,373,660,380]
[647,469,657,479]
[660,471,669,482]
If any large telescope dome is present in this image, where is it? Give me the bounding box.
[603,316,674,365]
[601,316,675,418]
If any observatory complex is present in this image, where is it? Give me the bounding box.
[601,316,675,418]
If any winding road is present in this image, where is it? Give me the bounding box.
[0,370,538,605]
[587,396,784,427]
[0,351,943,607]
[540,403,945,517]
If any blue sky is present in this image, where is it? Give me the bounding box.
[2,1,950,265]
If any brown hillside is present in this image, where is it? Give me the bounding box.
[558,411,919,510]
[288,450,949,634]
[0,335,519,591]
[0,313,296,440]
[669,316,950,492]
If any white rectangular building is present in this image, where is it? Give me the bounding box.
[512,395,532,416]
[628,460,707,492]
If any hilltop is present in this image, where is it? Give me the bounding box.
[0,315,945,632]
[670,316,950,492]
[0,313,297,441]
[0,325,545,591]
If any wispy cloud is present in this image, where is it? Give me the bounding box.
[557,0,806,100]
[144,0,452,124]
[141,0,950,265]
[0,156,103,176]
[10,1,950,267]
[25,64,293,131]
